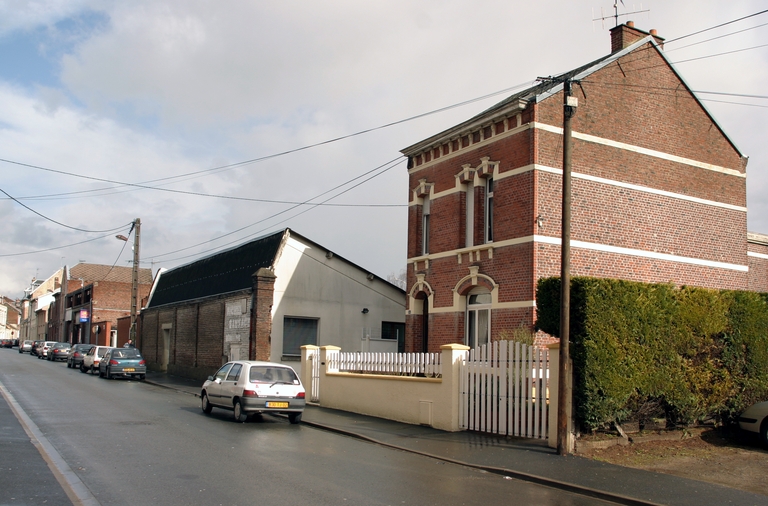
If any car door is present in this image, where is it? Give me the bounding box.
[207,363,233,406]
[84,347,96,369]
[219,363,244,406]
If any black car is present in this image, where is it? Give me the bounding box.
[67,344,95,369]
[30,340,44,356]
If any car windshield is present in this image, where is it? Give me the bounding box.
[96,348,111,357]
[249,366,299,384]
[111,349,142,359]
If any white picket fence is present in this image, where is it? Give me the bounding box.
[306,347,320,403]
[460,341,550,439]
[327,351,442,378]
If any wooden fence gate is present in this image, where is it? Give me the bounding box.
[460,341,550,439]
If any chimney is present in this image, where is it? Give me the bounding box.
[610,21,664,53]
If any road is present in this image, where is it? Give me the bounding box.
[0,349,616,506]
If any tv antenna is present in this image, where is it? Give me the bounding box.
[593,1,650,28]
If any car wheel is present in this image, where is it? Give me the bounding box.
[90,365,96,375]
[288,413,302,425]
[139,374,145,381]
[760,419,768,449]
[106,368,112,380]
[201,393,212,414]
[80,364,87,373]
[233,400,247,422]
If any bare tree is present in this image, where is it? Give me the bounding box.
[386,269,407,290]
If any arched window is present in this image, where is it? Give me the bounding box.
[465,290,491,349]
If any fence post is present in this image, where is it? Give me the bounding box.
[440,343,469,432]
[547,343,559,448]
[300,345,319,401]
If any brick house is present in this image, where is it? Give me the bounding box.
[62,263,153,346]
[140,229,405,381]
[401,22,767,352]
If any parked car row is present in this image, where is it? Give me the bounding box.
[20,340,147,381]
[1,338,19,348]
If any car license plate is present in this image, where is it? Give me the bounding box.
[124,368,135,372]
[266,401,288,408]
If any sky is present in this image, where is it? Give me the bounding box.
[1,1,767,298]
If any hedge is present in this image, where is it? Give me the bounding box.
[536,277,768,431]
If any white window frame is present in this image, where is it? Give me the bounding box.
[465,290,491,349]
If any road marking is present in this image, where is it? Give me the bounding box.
[0,381,100,506]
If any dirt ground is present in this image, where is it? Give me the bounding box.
[577,428,768,497]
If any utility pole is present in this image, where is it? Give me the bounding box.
[558,80,577,456]
[118,219,141,347]
[130,218,141,347]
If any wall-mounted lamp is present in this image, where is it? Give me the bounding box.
[366,273,375,281]
[536,214,544,228]
[361,308,369,314]
[326,251,334,259]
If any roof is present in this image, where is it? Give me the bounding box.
[401,35,743,157]
[70,264,153,285]
[146,230,285,308]
[146,228,405,309]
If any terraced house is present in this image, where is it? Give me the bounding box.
[401,22,768,353]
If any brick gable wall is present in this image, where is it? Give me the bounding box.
[403,35,752,352]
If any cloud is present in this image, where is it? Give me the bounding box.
[1,0,767,297]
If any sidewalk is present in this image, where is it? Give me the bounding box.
[144,372,768,506]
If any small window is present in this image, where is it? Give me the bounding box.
[422,196,431,255]
[283,317,318,357]
[485,178,494,243]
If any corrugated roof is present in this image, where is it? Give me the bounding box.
[146,230,285,308]
[70,264,153,285]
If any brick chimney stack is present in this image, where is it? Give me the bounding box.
[610,21,665,52]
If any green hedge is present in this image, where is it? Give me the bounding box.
[536,277,768,431]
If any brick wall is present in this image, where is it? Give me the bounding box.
[748,239,768,293]
[140,291,250,381]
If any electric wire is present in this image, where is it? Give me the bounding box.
[0,79,537,203]
[0,187,132,233]
[150,156,404,263]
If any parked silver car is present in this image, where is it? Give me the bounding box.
[18,340,33,354]
[81,345,114,374]
[738,401,768,447]
[201,361,305,423]
[37,341,57,359]
[47,342,71,361]
[98,348,146,380]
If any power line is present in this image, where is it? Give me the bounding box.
[0,187,132,233]
[0,80,536,202]
[150,156,404,263]
[665,8,768,44]
[0,232,117,258]
[665,21,768,53]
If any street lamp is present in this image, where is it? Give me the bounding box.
[116,219,141,347]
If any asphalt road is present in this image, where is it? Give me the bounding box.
[0,349,617,506]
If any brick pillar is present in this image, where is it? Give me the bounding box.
[250,268,276,361]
